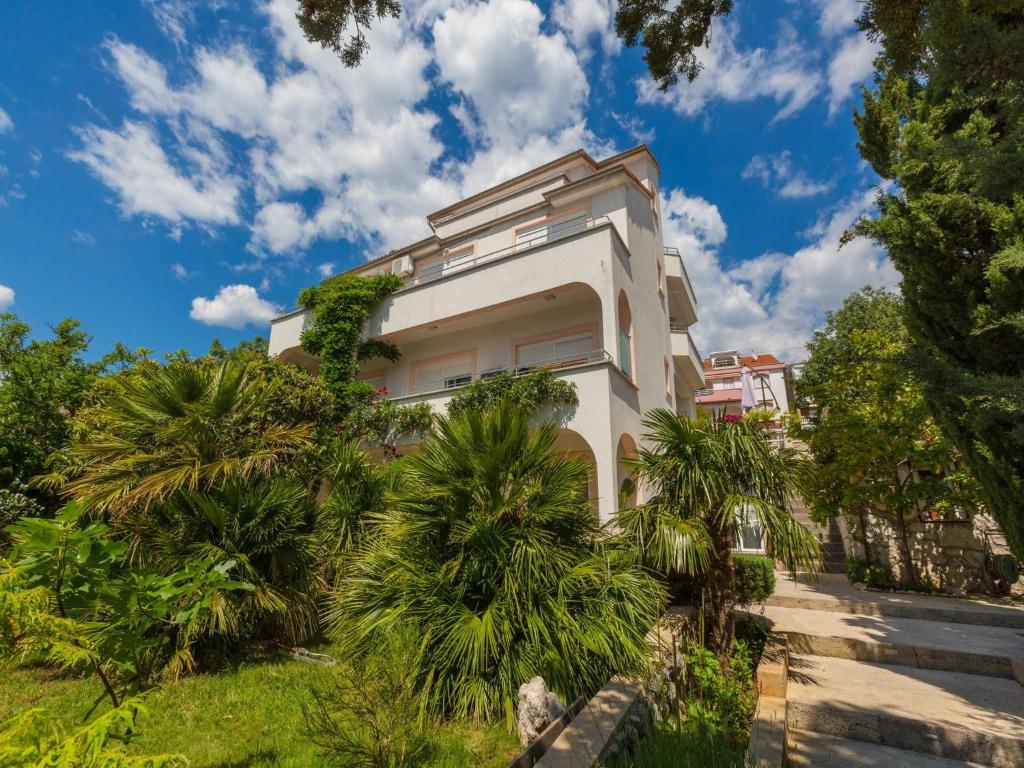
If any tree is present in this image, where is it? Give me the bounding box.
[58,359,317,516]
[851,2,1024,556]
[0,314,116,505]
[328,400,664,722]
[613,2,1024,557]
[295,0,401,66]
[616,410,820,656]
[795,287,979,585]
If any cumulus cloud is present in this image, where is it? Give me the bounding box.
[827,33,879,117]
[638,19,822,121]
[190,284,281,329]
[433,0,588,143]
[0,107,12,134]
[552,0,620,59]
[0,284,14,310]
[317,262,335,277]
[663,188,898,359]
[742,151,832,199]
[68,121,240,227]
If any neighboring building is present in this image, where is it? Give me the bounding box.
[268,145,704,522]
[695,351,791,423]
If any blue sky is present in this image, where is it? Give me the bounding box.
[0,0,897,362]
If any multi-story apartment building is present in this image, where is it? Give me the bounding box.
[268,146,704,522]
[695,351,791,423]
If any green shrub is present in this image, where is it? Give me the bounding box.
[845,555,896,590]
[733,555,775,607]
[681,640,757,741]
[610,720,746,768]
[304,633,429,768]
[446,369,578,417]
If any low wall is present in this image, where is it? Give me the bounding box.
[534,678,646,768]
[746,634,790,768]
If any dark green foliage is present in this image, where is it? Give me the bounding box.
[797,288,980,585]
[732,555,775,607]
[298,273,402,412]
[615,0,733,91]
[0,488,44,550]
[329,401,664,722]
[446,370,579,418]
[844,555,896,591]
[0,314,123,506]
[295,0,402,67]
[135,478,326,645]
[851,1,1024,556]
[611,719,746,768]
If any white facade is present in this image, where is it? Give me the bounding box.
[268,146,704,522]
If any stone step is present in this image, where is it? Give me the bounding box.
[770,574,1024,629]
[758,605,1024,681]
[788,732,987,768]
[787,655,1024,767]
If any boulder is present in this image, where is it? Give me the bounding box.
[517,676,566,748]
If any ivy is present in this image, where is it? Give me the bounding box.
[447,370,578,417]
[298,273,403,410]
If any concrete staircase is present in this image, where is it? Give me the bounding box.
[787,496,847,574]
[761,574,1024,766]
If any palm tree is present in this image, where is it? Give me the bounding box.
[616,410,821,655]
[135,477,325,647]
[328,400,664,722]
[62,360,312,516]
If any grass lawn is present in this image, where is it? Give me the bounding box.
[0,642,519,768]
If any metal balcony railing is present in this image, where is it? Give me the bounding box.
[404,215,613,290]
[387,348,613,399]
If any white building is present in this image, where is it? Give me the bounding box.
[268,146,704,522]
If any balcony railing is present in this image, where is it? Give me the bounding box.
[669,322,703,365]
[404,215,613,290]
[387,348,613,399]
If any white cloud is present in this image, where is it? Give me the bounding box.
[0,107,12,134]
[317,262,335,277]
[742,151,832,199]
[663,188,898,359]
[552,0,619,59]
[811,0,862,38]
[68,121,240,227]
[827,33,879,117]
[0,284,14,310]
[189,284,281,329]
[638,19,822,121]
[142,0,196,46]
[433,0,588,143]
[171,263,196,280]
[69,229,96,246]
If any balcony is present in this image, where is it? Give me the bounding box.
[664,247,698,327]
[670,322,705,391]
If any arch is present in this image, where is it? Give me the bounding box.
[616,290,635,382]
[554,428,599,516]
[616,433,639,509]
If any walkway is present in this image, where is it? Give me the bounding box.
[760,574,1024,766]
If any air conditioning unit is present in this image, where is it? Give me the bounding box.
[391,255,414,276]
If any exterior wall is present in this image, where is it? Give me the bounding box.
[847,511,1022,596]
[267,146,701,524]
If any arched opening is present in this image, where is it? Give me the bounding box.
[553,429,599,516]
[616,433,639,509]
[617,291,635,382]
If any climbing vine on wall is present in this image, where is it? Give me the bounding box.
[298,273,403,411]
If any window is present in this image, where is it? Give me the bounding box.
[515,210,588,249]
[656,260,664,293]
[441,246,474,276]
[359,369,387,393]
[711,354,739,369]
[664,358,671,396]
[515,329,594,372]
[412,351,475,393]
[617,292,634,381]
[735,505,764,552]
